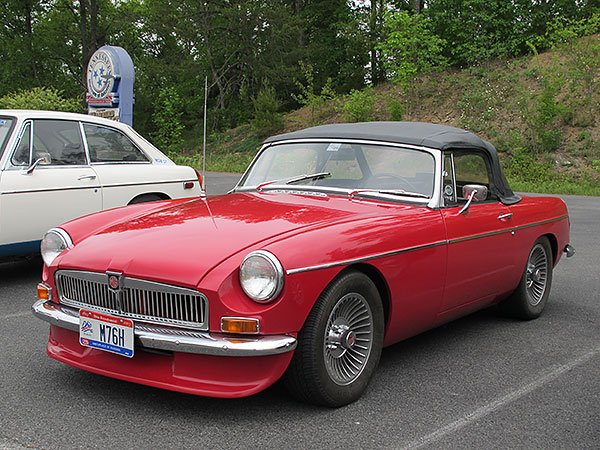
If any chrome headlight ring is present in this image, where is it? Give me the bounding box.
[239,250,284,303]
[40,228,73,267]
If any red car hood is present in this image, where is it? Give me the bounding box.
[57,192,388,287]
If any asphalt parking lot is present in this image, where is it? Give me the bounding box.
[0,175,598,449]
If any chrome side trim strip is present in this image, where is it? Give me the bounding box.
[100,179,195,189]
[2,179,195,196]
[285,215,569,275]
[286,240,447,275]
[2,186,100,195]
[512,215,569,230]
[448,228,510,244]
[448,215,569,244]
[32,300,297,357]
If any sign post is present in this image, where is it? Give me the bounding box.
[86,45,135,126]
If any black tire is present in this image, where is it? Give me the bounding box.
[128,194,164,205]
[284,270,384,407]
[500,236,553,320]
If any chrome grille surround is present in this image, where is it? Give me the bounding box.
[55,270,208,330]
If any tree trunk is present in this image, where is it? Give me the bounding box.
[90,0,98,49]
[413,0,423,14]
[79,0,90,90]
[370,0,378,84]
[23,1,40,84]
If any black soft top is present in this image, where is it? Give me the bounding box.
[264,122,521,205]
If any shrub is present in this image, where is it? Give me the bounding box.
[251,81,283,134]
[151,86,184,151]
[386,97,404,121]
[291,62,336,124]
[0,87,81,112]
[341,87,376,123]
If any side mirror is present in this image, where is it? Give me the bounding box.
[462,184,488,202]
[458,184,488,215]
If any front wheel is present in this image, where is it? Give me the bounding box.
[500,236,553,320]
[284,270,384,407]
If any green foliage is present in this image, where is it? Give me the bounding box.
[340,87,376,122]
[426,0,524,66]
[560,34,600,122]
[522,70,567,153]
[0,87,82,112]
[386,97,404,121]
[251,81,284,135]
[151,86,184,151]
[377,11,447,89]
[504,148,553,184]
[292,62,336,124]
[528,12,600,51]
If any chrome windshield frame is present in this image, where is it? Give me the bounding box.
[232,138,443,209]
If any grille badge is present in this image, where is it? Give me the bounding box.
[106,272,124,312]
[109,275,119,290]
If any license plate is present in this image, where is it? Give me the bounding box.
[79,309,134,358]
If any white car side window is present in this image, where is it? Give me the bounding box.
[11,122,32,166]
[32,120,86,166]
[84,124,149,163]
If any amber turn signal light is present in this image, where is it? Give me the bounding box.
[221,317,259,334]
[37,283,51,300]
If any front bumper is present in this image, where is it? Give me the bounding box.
[32,299,297,357]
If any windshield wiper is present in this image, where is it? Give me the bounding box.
[286,172,331,185]
[377,189,429,198]
[349,188,429,199]
[256,172,331,191]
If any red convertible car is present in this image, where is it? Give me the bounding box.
[33,122,574,407]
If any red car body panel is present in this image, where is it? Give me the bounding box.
[47,325,294,397]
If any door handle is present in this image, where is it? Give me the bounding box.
[77,174,97,181]
[497,213,513,220]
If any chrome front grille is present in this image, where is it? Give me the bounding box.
[55,270,208,330]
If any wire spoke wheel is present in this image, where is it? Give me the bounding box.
[499,236,553,320]
[525,243,549,306]
[284,270,383,407]
[324,293,374,386]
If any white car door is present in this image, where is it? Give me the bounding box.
[0,119,101,254]
[82,122,191,208]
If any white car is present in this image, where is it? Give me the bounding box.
[0,110,202,260]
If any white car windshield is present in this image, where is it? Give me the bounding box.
[0,117,15,161]
[239,142,435,198]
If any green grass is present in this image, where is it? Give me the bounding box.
[509,177,600,196]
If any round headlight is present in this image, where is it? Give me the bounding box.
[40,228,72,267]
[239,250,284,303]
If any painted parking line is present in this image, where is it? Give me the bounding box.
[0,438,29,449]
[0,311,32,320]
[402,346,600,450]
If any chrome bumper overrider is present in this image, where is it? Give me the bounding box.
[564,244,575,258]
[32,299,297,357]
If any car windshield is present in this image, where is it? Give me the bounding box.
[238,142,435,198]
[0,117,15,161]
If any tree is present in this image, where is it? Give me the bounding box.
[377,10,447,88]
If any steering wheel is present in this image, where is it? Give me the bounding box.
[372,173,419,192]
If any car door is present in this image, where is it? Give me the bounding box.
[0,119,101,252]
[440,150,518,313]
[81,122,162,209]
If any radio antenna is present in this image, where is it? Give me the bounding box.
[202,75,207,192]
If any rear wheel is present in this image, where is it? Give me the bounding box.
[500,236,553,320]
[284,270,384,407]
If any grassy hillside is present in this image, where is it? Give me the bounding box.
[177,35,600,196]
